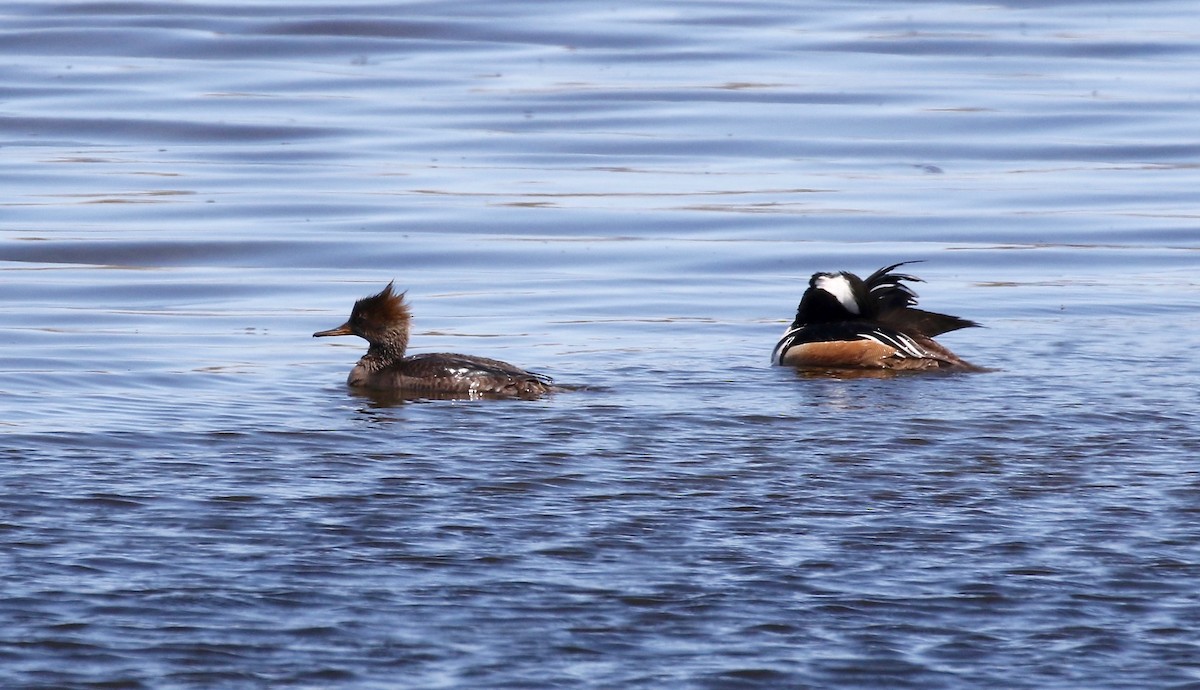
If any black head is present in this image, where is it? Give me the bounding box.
[794,270,869,323]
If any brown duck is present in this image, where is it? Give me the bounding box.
[314,282,554,398]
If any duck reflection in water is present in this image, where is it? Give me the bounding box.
[314,282,554,399]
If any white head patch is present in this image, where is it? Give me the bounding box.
[814,273,860,314]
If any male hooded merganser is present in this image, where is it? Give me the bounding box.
[772,262,982,371]
[314,282,554,398]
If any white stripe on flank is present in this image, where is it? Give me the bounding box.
[861,329,930,360]
[771,327,802,365]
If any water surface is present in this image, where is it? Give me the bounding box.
[3,1,1200,688]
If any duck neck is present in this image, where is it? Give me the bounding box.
[361,328,409,371]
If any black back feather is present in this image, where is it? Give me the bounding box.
[862,261,979,336]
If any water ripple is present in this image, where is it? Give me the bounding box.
[3,0,1200,688]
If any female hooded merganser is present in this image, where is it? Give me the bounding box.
[314,282,554,398]
[772,262,982,372]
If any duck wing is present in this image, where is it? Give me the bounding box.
[405,353,554,394]
[879,307,979,337]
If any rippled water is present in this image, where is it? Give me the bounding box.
[3,1,1200,688]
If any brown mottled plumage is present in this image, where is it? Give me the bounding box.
[772,262,983,372]
[314,282,554,398]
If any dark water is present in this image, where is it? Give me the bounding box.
[4,1,1200,688]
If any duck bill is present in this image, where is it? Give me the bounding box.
[313,322,354,338]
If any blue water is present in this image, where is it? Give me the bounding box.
[3,1,1200,688]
